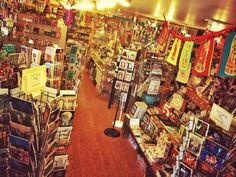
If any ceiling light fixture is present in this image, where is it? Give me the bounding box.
[58,0,131,11]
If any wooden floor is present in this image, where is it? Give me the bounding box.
[66,72,144,177]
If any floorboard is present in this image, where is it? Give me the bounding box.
[66,72,144,177]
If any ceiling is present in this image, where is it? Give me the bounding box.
[121,0,236,29]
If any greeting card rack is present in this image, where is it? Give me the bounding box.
[108,48,138,110]
[0,94,10,177]
[7,93,39,177]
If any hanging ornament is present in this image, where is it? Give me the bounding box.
[64,9,75,29]
[166,38,182,66]
[176,63,192,84]
[156,25,170,51]
[178,41,194,71]
[217,31,236,77]
[192,38,215,76]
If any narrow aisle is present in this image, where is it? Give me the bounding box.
[67,72,144,177]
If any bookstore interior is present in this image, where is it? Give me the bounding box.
[0,0,236,177]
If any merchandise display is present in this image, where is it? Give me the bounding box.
[0,1,236,177]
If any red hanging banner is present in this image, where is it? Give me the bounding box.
[192,38,215,76]
[156,26,170,50]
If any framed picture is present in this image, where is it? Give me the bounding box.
[117,70,125,80]
[115,81,122,90]
[187,133,204,155]
[196,159,219,176]
[179,162,193,177]
[183,150,197,169]
[193,118,210,137]
[127,61,134,71]
[147,80,161,95]
[119,60,127,69]
[203,139,228,160]
[124,72,132,82]
[128,50,137,60]
[122,82,130,92]
[207,125,232,148]
[200,149,223,170]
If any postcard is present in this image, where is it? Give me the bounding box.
[55,144,69,155]
[59,111,74,127]
[124,72,132,82]
[127,61,135,71]
[187,133,204,155]
[183,150,197,169]
[9,134,30,151]
[9,121,31,140]
[9,145,30,164]
[10,110,32,127]
[193,118,210,137]
[203,139,228,160]
[196,159,219,176]
[210,103,233,131]
[200,149,223,170]
[54,154,69,170]
[179,162,193,177]
[207,125,232,148]
[115,80,123,90]
[147,80,161,95]
[128,50,137,60]
[8,158,31,172]
[122,82,130,92]
[119,60,127,69]
[47,119,59,134]
[8,168,30,177]
[117,70,125,80]
[10,96,34,115]
[56,126,73,145]
[122,49,129,58]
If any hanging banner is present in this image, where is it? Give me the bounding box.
[178,41,194,71]
[176,63,192,84]
[166,38,182,66]
[156,26,170,51]
[192,38,215,76]
[217,31,236,77]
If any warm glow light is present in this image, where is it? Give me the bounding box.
[117,0,131,7]
[166,2,175,21]
[96,0,117,10]
[73,0,95,10]
[210,21,224,31]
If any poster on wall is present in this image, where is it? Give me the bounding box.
[210,103,233,131]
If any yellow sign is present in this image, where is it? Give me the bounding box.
[22,65,47,97]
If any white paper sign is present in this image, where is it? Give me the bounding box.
[210,103,233,131]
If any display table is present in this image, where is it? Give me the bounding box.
[122,116,160,177]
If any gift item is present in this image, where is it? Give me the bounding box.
[217,31,236,77]
[192,38,215,76]
[179,41,194,71]
[166,38,182,66]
